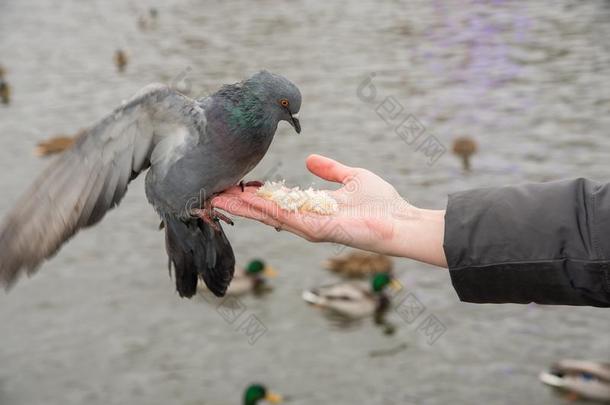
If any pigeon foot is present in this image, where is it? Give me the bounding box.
[192,206,234,231]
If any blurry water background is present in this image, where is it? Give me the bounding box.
[0,0,609,404]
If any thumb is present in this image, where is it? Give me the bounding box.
[306,154,358,184]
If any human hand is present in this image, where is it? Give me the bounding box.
[212,155,447,267]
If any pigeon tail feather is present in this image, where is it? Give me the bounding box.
[164,216,235,297]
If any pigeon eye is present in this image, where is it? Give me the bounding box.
[279,99,289,108]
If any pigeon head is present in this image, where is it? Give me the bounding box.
[247,70,301,133]
[217,71,301,135]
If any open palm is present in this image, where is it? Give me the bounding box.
[212,155,416,254]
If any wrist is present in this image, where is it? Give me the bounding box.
[385,204,448,268]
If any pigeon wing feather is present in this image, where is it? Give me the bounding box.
[0,84,203,288]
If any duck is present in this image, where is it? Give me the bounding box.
[539,359,610,402]
[137,7,159,31]
[198,259,277,297]
[0,66,10,105]
[34,128,86,157]
[302,272,400,322]
[114,49,128,73]
[243,384,282,405]
[325,250,393,279]
[452,136,478,171]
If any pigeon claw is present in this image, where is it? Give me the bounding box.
[239,180,264,192]
[192,208,233,231]
[213,210,234,226]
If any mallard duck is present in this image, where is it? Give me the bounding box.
[452,136,478,171]
[198,259,277,297]
[34,136,75,156]
[0,66,10,105]
[325,250,393,279]
[302,272,400,321]
[114,49,128,73]
[34,129,86,156]
[539,360,610,402]
[243,384,282,404]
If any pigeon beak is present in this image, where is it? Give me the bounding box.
[289,114,301,134]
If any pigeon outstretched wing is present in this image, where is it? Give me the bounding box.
[0,84,203,288]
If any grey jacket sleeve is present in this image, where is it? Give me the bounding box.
[443,178,610,307]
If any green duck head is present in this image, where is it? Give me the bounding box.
[245,259,277,278]
[371,272,398,293]
[244,384,283,405]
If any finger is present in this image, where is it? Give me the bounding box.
[214,194,288,227]
[231,192,291,221]
[221,185,244,194]
[236,192,338,239]
[306,154,359,184]
[211,195,252,216]
[215,192,304,226]
[213,195,314,240]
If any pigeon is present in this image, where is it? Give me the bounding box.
[0,70,302,297]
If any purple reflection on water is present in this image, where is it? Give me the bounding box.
[420,0,534,126]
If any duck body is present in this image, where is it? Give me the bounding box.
[302,280,379,319]
[212,268,267,296]
[198,259,275,297]
[137,8,159,31]
[302,272,396,323]
[114,49,128,72]
[325,251,393,279]
[452,136,478,171]
[34,129,85,156]
[0,77,10,105]
[539,360,610,402]
[224,268,261,295]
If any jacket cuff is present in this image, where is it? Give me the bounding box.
[443,180,610,307]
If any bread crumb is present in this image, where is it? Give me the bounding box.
[256,181,338,215]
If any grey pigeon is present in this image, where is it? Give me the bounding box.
[0,70,301,297]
